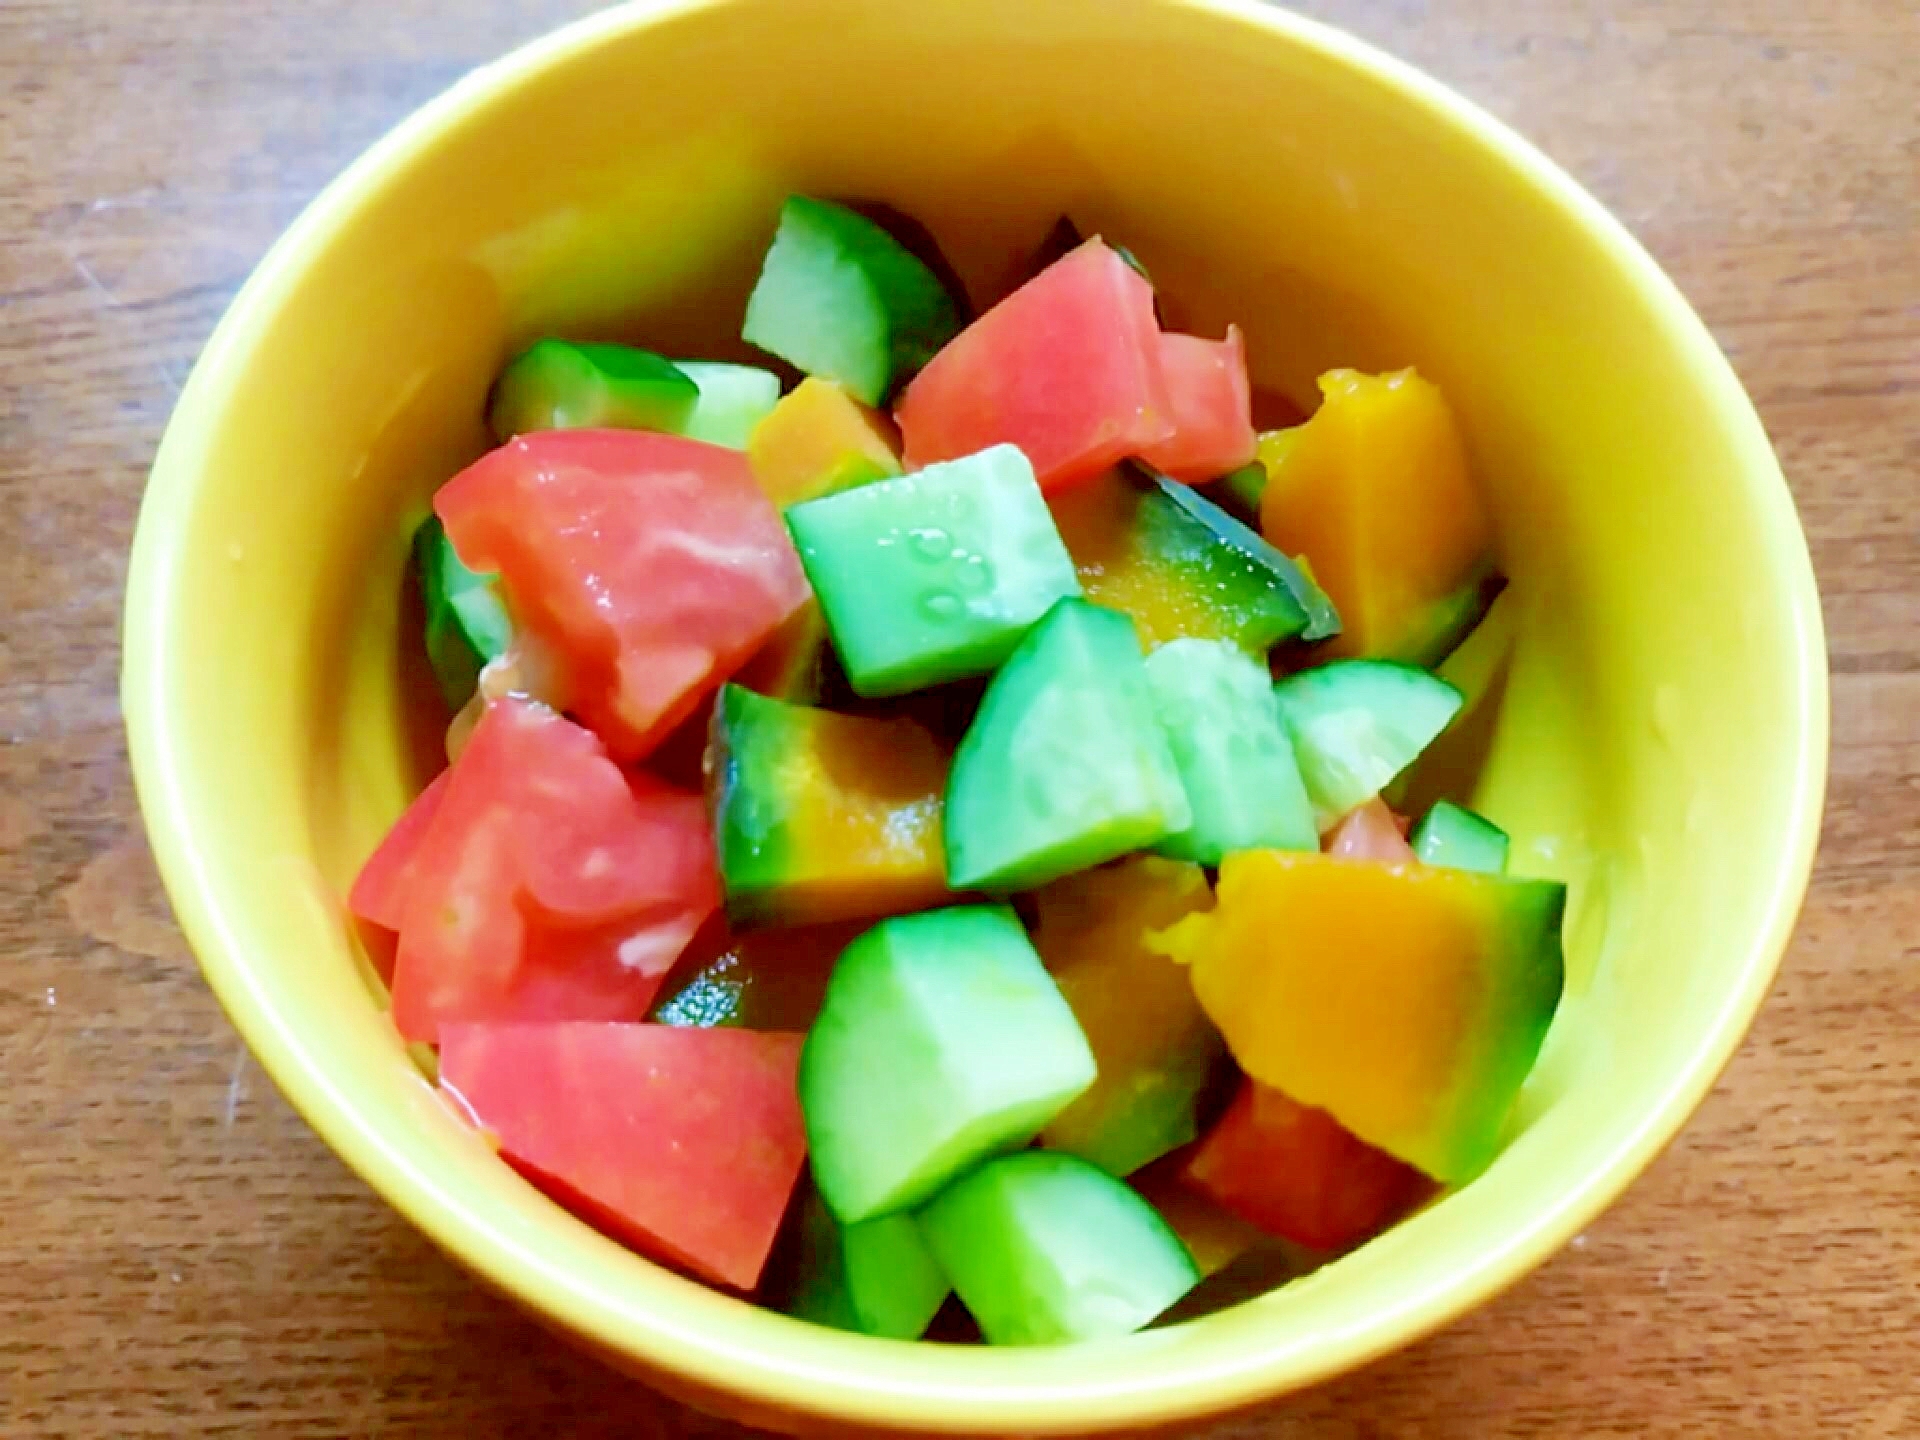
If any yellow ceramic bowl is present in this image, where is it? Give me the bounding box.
[123,0,1827,1432]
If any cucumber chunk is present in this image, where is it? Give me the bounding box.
[413,516,512,708]
[487,339,698,441]
[674,361,782,449]
[1410,800,1510,873]
[743,195,962,406]
[945,598,1191,891]
[785,444,1080,697]
[799,905,1095,1223]
[1144,639,1317,862]
[786,1191,951,1340]
[918,1151,1199,1345]
[1273,659,1463,829]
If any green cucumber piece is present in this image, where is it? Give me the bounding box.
[945,598,1191,891]
[413,516,512,708]
[918,1151,1199,1345]
[675,361,782,449]
[785,444,1081,697]
[799,905,1095,1223]
[1273,658,1463,829]
[743,196,962,406]
[1410,800,1510,873]
[487,339,698,441]
[787,1191,951,1340]
[1144,639,1317,862]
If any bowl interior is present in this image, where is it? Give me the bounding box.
[125,0,1825,1431]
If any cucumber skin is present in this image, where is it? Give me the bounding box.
[1410,800,1510,874]
[743,196,961,406]
[918,1151,1200,1345]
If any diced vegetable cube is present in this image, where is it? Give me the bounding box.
[743,195,962,406]
[918,1151,1199,1344]
[945,598,1190,892]
[1152,850,1566,1182]
[439,1022,805,1290]
[1032,857,1222,1176]
[799,905,1095,1222]
[707,684,950,928]
[897,238,1173,491]
[1144,638,1317,862]
[785,444,1080,697]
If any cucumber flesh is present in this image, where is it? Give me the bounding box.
[787,1191,951,1340]
[918,1151,1199,1345]
[1273,659,1463,829]
[785,444,1080,697]
[414,516,512,708]
[675,361,782,449]
[799,905,1095,1223]
[487,339,697,441]
[743,195,961,406]
[945,598,1191,891]
[1410,800,1510,873]
[1144,639,1316,862]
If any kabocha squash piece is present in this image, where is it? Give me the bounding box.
[1259,367,1497,664]
[1049,467,1324,653]
[1153,849,1565,1183]
[706,684,950,928]
[1031,857,1222,1176]
[748,377,903,509]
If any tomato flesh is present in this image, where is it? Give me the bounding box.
[389,698,719,1044]
[1137,327,1257,483]
[348,769,451,932]
[1323,796,1416,863]
[439,1022,807,1290]
[1184,1078,1424,1252]
[896,238,1172,491]
[436,429,810,761]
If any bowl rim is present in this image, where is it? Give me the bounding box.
[122,0,1830,1430]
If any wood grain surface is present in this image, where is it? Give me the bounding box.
[3,1,1916,1434]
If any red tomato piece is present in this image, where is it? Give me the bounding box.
[1323,796,1417,863]
[436,429,810,761]
[896,238,1173,491]
[389,698,719,1044]
[348,769,452,932]
[1137,327,1258,482]
[439,1022,807,1290]
[1183,1078,1425,1252]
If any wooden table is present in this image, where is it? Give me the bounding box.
[4,1,1915,1434]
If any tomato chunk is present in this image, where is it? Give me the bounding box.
[436,429,810,761]
[1323,797,1417,863]
[390,698,719,1044]
[348,769,451,932]
[1184,1079,1424,1252]
[440,1023,807,1290]
[1137,328,1257,483]
[896,238,1172,491]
